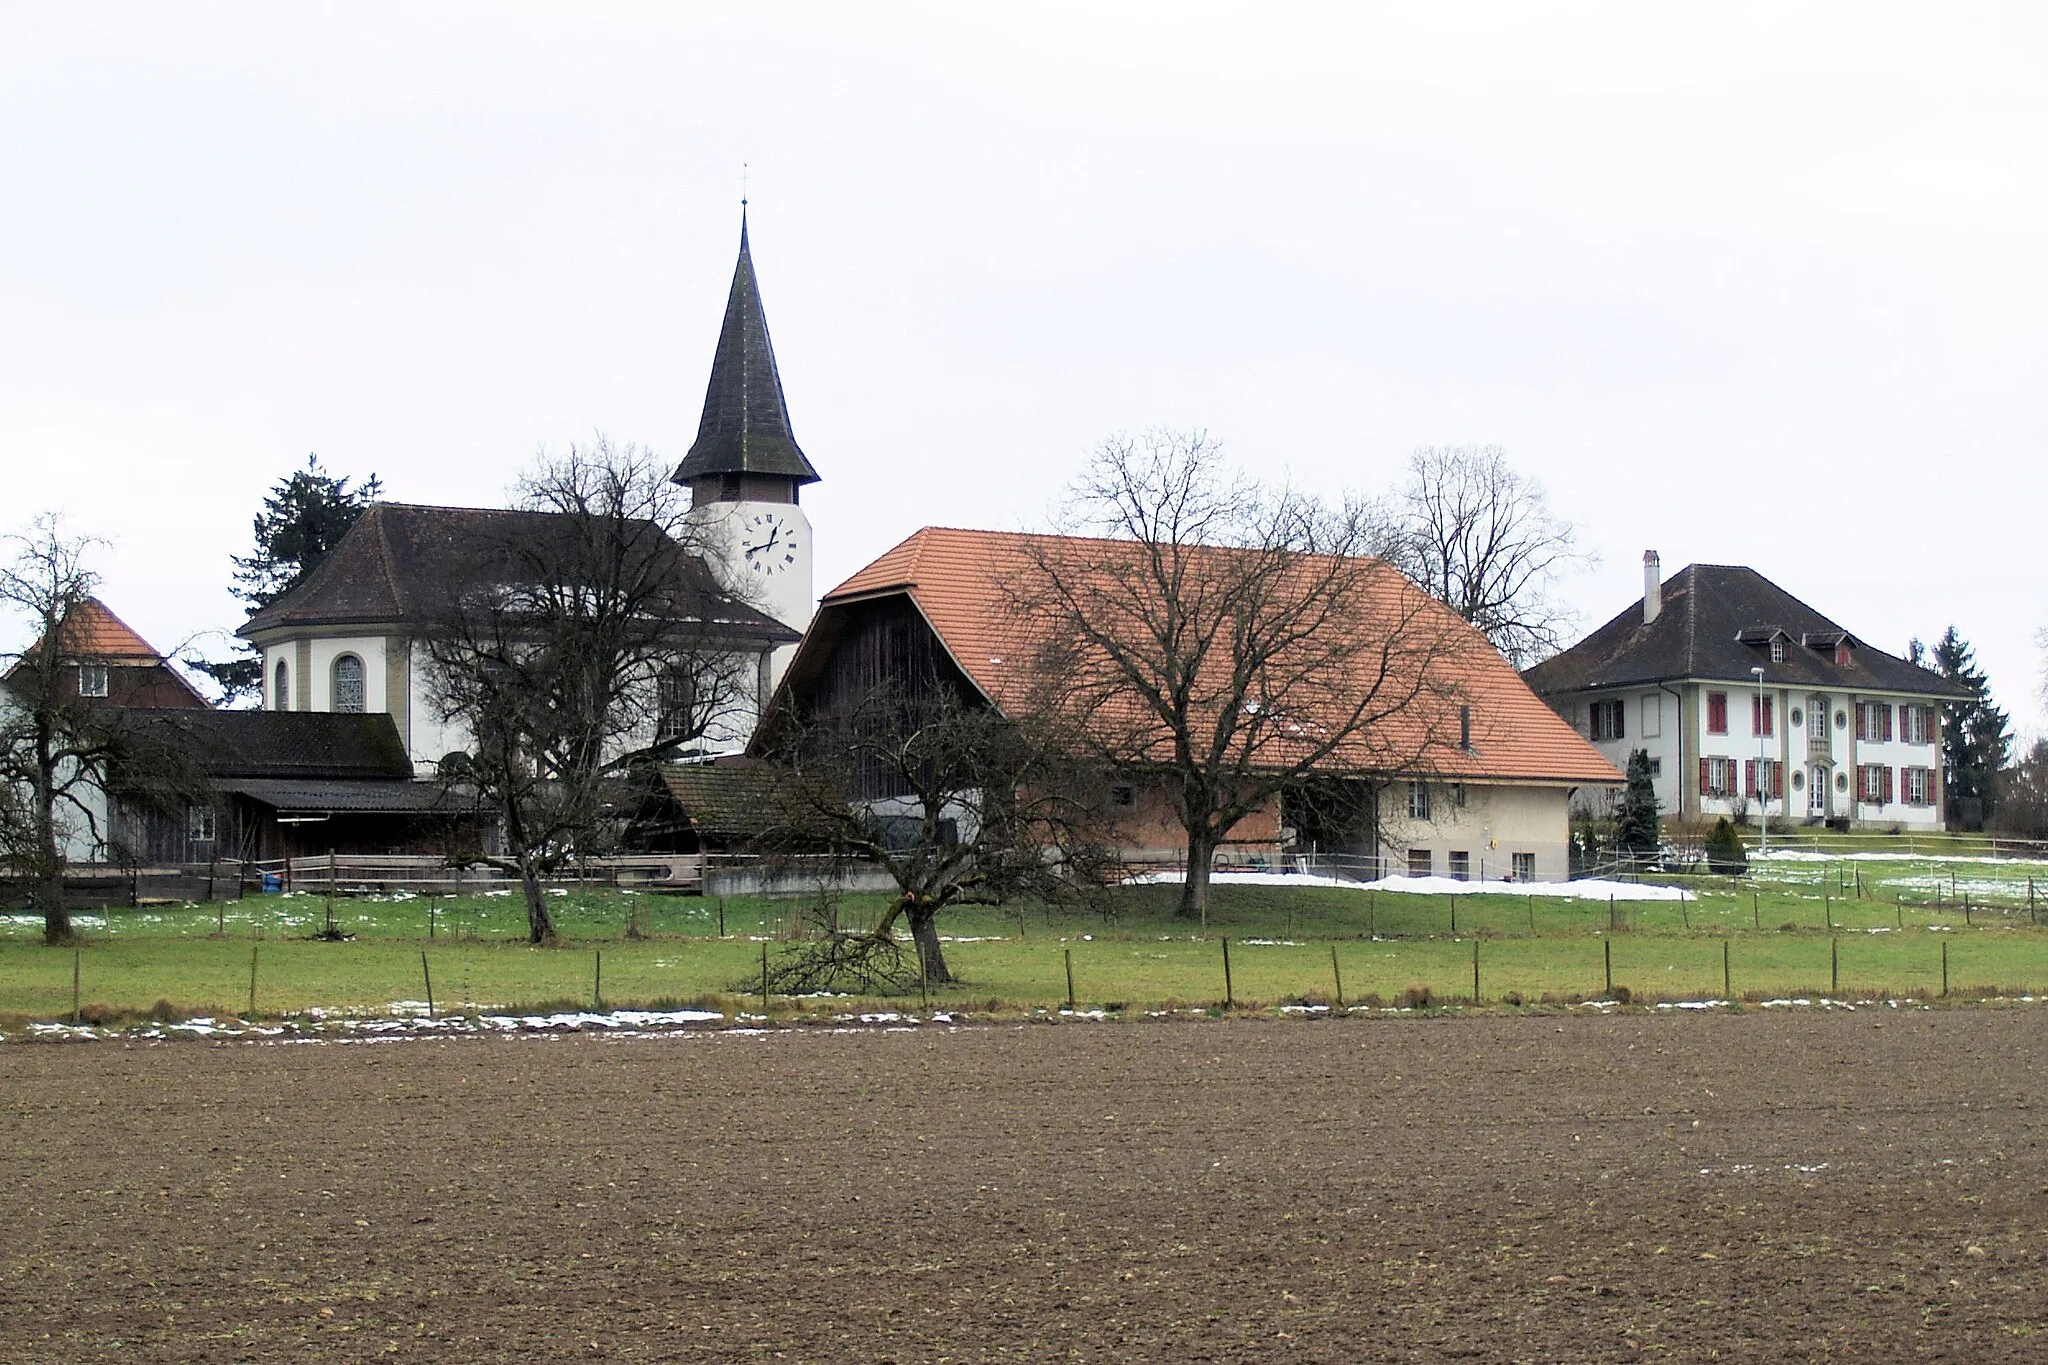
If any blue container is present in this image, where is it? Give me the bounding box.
[261,871,282,894]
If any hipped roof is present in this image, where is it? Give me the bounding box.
[1522,564,1969,699]
[798,527,1621,786]
[239,502,795,644]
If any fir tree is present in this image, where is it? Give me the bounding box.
[197,455,383,703]
[232,454,384,608]
[1614,748,1660,855]
[1929,626,2010,827]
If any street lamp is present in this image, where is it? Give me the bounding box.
[1751,665,1768,856]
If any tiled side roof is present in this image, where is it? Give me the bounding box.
[817,527,1621,786]
[1522,564,1969,699]
[123,710,415,780]
[239,502,796,643]
[41,597,165,661]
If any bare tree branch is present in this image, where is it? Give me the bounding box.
[1384,445,1589,668]
[1008,431,1473,918]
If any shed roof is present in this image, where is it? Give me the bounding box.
[1521,564,1968,699]
[800,527,1620,786]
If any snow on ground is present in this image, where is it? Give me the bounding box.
[1754,849,2048,868]
[1125,870,1694,901]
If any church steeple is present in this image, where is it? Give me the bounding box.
[674,211,820,494]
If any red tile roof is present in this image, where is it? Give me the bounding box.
[45,597,166,661]
[823,527,1621,786]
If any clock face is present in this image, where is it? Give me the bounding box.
[741,510,799,576]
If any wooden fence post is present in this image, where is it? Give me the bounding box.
[422,951,435,1020]
[1472,939,1480,1005]
[1221,938,1233,1009]
[1830,937,1839,995]
[1722,939,1731,1000]
[1941,940,1949,998]
[1064,948,1075,1011]
[72,944,80,1026]
[594,950,603,1011]
[760,941,770,1011]
[1604,938,1613,997]
[1330,945,1344,1011]
[248,946,259,1018]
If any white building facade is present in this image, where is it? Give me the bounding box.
[1524,554,1966,832]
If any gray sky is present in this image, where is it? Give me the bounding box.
[5,2,2044,731]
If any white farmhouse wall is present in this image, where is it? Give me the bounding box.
[1548,683,1946,831]
[1380,782,1572,883]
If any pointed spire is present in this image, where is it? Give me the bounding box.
[674,212,820,487]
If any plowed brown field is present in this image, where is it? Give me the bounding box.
[3,1010,2044,1362]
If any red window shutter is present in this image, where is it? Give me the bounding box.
[1744,759,1755,796]
[1775,762,1785,798]
[1855,705,1865,741]
[1886,705,1895,741]
[1885,767,1895,804]
[1699,757,1710,795]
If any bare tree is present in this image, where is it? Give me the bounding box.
[0,519,199,943]
[423,439,780,943]
[754,683,1110,987]
[1011,430,1469,919]
[1385,445,1587,668]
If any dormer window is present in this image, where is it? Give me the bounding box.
[77,664,108,698]
[1770,637,1786,663]
[1834,642,1851,666]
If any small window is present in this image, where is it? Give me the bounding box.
[1407,848,1433,877]
[1706,692,1728,735]
[1108,784,1136,809]
[1770,637,1787,663]
[1447,850,1471,881]
[77,664,109,698]
[656,668,696,740]
[1789,707,1804,728]
[187,806,217,843]
[1511,851,1536,882]
[331,654,365,713]
[1751,695,1774,738]
[1451,782,1466,809]
[1458,705,1472,750]
[1647,758,1662,777]
[1407,781,1430,821]
[1589,699,1626,741]
[274,659,290,712]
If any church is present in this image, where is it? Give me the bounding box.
[236,215,820,777]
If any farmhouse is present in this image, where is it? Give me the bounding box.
[766,527,1620,881]
[1522,552,1968,830]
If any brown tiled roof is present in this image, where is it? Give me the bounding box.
[4,598,212,708]
[122,710,415,780]
[42,597,166,661]
[1522,564,1970,700]
[238,502,797,644]
[815,528,1621,786]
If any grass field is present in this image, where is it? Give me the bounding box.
[4,847,2046,1027]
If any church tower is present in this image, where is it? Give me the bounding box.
[675,211,820,683]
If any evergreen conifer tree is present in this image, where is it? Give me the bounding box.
[1615,747,1660,856]
[1928,626,2010,827]
[197,455,383,702]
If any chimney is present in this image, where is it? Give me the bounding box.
[1642,551,1662,625]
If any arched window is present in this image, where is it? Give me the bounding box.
[332,654,365,713]
[273,659,290,712]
